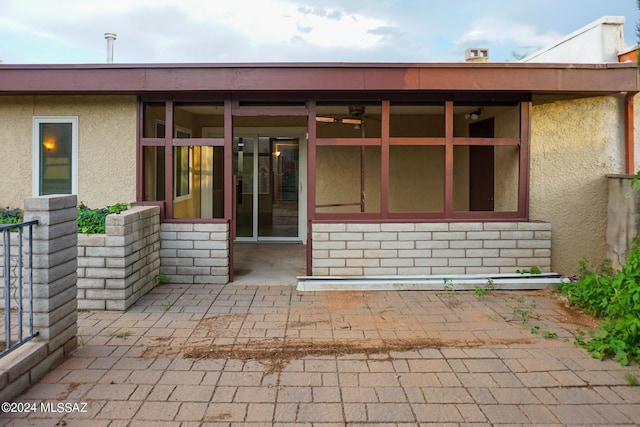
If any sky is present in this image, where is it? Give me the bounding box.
[0,0,638,64]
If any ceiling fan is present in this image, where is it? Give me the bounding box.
[316,105,367,126]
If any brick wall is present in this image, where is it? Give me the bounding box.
[77,206,160,310]
[160,223,229,284]
[1,195,78,402]
[311,222,551,276]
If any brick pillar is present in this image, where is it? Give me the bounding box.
[24,195,78,356]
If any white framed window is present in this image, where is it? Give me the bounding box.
[33,116,78,196]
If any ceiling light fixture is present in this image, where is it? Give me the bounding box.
[465,108,483,121]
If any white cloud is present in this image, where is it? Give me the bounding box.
[457,15,563,50]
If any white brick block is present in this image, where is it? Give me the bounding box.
[518,222,550,231]
[398,249,430,258]
[363,232,397,241]
[381,241,414,250]
[466,267,501,274]
[432,267,465,275]
[449,222,483,231]
[381,258,414,267]
[517,240,551,249]
[415,223,449,232]
[450,240,483,249]
[381,223,415,232]
[331,232,363,241]
[449,258,481,267]
[432,249,465,258]
[346,223,380,232]
[364,267,398,275]
[501,231,534,240]
[398,232,431,241]
[330,249,363,258]
[312,232,329,241]
[364,249,397,259]
[346,240,380,250]
[466,249,499,258]
[466,231,500,240]
[312,249,329,259]
[314,223,346,232]
[329,267,363,276]
[178,232,210,241]
[483,258,516,267]
[313,241,346,250]
[314,258,346,268]
[483,240,516,249]
[482,222,518,231]
[312,267,329,275]
[415,258,447,267]
[346,258,380,267]
[500,249,534,258]
[432,232,466,240]
[534,231,552,240]
[161,223,194,232]
[416,240,449,249]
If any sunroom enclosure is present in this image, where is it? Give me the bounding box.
[137,95,545,284]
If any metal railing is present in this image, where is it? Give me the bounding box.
[1,220,39,358]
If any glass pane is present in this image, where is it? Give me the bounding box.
[316,103,381,138]
[453,145,520,212]
[260,138,299,238]
[143,146,165,201]
[143,103,165,138]
[174,103,224,138]
[316,146,380,213]
[234,137,255,237]
[174,146,191,198]
[39,122,72,195]
[389,146,444,212]
[173,146,225,219]
[454,103,520,137]
[390,103,445,137]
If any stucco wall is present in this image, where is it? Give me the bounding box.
[0,95,137,210]
[530,95,625,275]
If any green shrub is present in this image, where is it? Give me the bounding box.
[561,244,640,365]
[0,207,23,225]
[77,202,129,234]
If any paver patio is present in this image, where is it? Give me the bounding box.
[1,283,639,426]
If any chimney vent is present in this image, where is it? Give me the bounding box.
[104,32,117,64]
[465,48,489,62]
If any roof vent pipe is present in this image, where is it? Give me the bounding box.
[104,32,117,64]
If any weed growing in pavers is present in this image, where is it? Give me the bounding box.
[561,243,640,365]
[156,272,168,284]
[625,372,638,386]
[531,326,559,339]
[474,278,495,298]
[162,298,172,312]
[111,330,131,339]
[441,278,459,307]
[505,296,540,324]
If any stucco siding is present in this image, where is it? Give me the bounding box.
[530,96,625,275]
[0,96,36,209]
[0,95,137,210]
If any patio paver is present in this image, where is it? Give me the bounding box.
[1,283,639,426]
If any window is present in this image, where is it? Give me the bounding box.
[140,100,225,219]
[312,99,528,220]
[33,117,78,196]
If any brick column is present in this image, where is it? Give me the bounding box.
[24,194,78,356]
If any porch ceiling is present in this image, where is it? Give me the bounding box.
[0,62,637,95]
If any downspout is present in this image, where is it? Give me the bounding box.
[625,92,637,174]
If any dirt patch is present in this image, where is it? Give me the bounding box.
[142,337,534,374]
[548,292,599,331]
